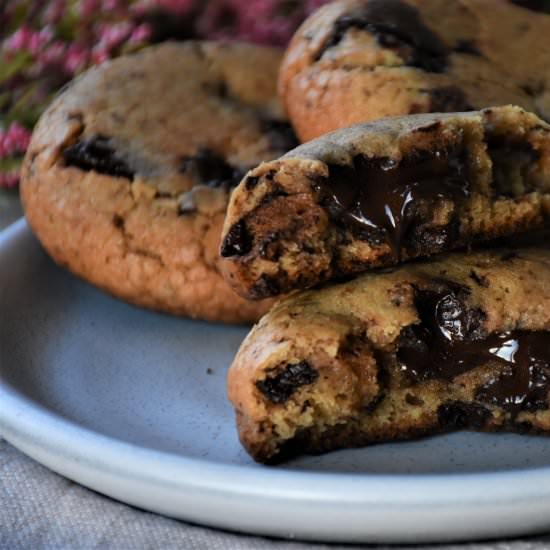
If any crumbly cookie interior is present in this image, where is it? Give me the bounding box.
[221,108,550,299]
[233,259,550,463]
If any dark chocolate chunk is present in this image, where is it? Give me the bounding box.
[261,120,299,152]
[397,285,550,415]
[397,285,487,381]
[313,148,469,260]
[438,401,491,429]
[220,220,252,257]
[250,274,281,298]
[453,40,481,56]
[428,86,472,112]
[256,361,319,404]
[510,0,550,12]
[316,0,448,73]
[180,148,244,188]
[112,214,125,229]
[476,336,550,415]
[62,136,134,179]
[245,176,260,190]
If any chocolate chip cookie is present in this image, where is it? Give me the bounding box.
[278,0,550,141]
[21,41,298,323]
[228,247,550,463]
[221,106,550,300]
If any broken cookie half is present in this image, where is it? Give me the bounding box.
[228,247,550,463]
[221,106,550,299]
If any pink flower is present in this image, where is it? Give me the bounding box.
[3,26,33,52]
[96,21,133,50]
[0,123,32,158]
[44,0,68,24]
[78,0,101,18]
[129,23,152,44]
[132,0,195,16]
[38,41,66,67]
[64,43,90,73]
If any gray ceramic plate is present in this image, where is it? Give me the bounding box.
[3,219,550,543]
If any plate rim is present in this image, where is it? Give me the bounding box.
[4,219,550,542]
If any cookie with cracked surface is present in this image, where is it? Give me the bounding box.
[221,106,550,300]
[228,247,550,463]
[278,0,550,142]
[21,41,299,323]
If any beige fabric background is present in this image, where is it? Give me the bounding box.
[2,198,550,549]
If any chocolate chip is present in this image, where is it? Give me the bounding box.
[62,136,134,179]
[454,40,481,56]
[510,0,549,12]
[180,148,244,188]
[256,361,319,403]
[112,214,125,229]
[316,0,448,73]
[220,220,252,257]
[261,120,299,152]
[245,176,259,190]
[428,86,472,112]
[438,401,491,429]
[250,274,280,298]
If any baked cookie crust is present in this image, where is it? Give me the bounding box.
[221,106,550,299]
[278,0,550,141]
[228,247,550,462]
[21,41,297,323]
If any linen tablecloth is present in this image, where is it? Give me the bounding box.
[3,193,550,549]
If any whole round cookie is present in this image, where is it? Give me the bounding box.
[21,41,297,323]
[278,0,550,142]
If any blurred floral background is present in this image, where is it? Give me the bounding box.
[1,0,549,191]
[0,0,328,191]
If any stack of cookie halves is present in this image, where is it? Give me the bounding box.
[220,0,550,462]
[19,0,550,464]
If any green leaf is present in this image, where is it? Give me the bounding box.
[0,51,33,83]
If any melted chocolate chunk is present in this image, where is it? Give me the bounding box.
[438,401,491,429]
[256,361,319,404]
[220,220,252,257]
[316,0,448,72]
[63,136,134,179]
[313,148,469,260]
[397,287,550,415]
[476,336,550,414]
[180,148,244,188]
[428,86,472,112]
[261,120,299,152]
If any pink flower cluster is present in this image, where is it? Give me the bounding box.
[0,0,331,189]
[0,123,31,159]
[197,0,325,47]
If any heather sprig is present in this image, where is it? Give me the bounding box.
[0,0,329,189]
